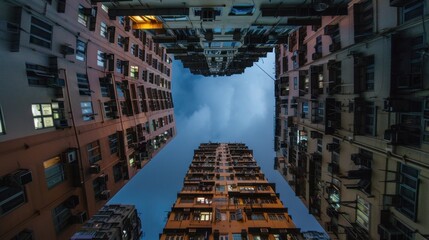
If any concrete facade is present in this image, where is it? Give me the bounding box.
[160,143,302,240]
[0,0,175,239]
[274,0,429,239]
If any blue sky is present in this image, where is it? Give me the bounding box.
[109,52,324,239]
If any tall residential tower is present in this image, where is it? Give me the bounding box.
[274,0,429,239]
[160,143,302,240]
[0,0,175,239]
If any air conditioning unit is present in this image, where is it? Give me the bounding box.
[98,174,108,183]
[12,169,33,185]
[54,119,69,129]
[72,211,88,224]
[99,190,110,200]
[89,164,101,174]
[65,195,79,209]
[63,148,77,163]
[60,44,74,55]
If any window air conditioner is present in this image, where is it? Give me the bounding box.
[12,169,32,185]
[63,148,78,163]
[72,211,88,224]
[0,186,25,215]
[60,45,75,55]
[89,164,101,174]
[100,190,110,200]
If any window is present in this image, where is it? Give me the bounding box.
[117,35,124,48]
[97,50,105,67]
[32,103,59,129]
[250,213,265,220]
[101,4,108,12]
[397,163,419,221]
[194,211,212,221]
[230,5,255,15]
[44,157,65,189]
[354,0,373,43]
[81,101,94,121]
[302,102,309,118]
[317,139,323,153]
[87,140,101,164]
[0,107,5,134]
[92,177,107,201]
[364,102,376,135]
[268,213,286,221]
[116,59,123,73]
[130,65,139,79]
[401,0,424,23]
[108,133,118,154]
[76,39,86,61]
[252,236,268,240]
[174,212,190,221]
[52,202,72,233]
[293,77,298,90]
[232,234,242,240]
[180,197,193,203]
[126,128,136,146]
[160,16,189,21]
[356,195,370,231]
[113,163,122,182]
[0,186,26,216]
[78,5,88,26]
[77,73,90,95]
[100,22,108,38]
[30,17,53,49]
[196,197,212,204]
[365,56,375,91]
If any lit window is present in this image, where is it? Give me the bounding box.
[130,65,139,79]
[230,5,255,15]
[356,195,370,231]
[194,212,212,221]
[97,50,105,67]
[100,22,108,38]
[87,140,101,164]
[118,16,125,26]
[30,17,53,49]
[44,157,65,189]
[76,39,86,61]
[0,106,5,134]
[32,103,58,129]
[81,101,94,121]
[78,5,88,26]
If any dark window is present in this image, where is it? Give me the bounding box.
[76,73,90,95]
[113,163,122,182]
[30,17,53,49]
[354,0,373,43]
[108,133,118,154]
[87,140,101,164]
[0,186,26,216]
[52,202,72,233]
[92,177,107,201]
[402,0,424,23]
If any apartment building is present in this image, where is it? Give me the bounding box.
[0,0,175,239]
[71,204,142,240]
[160,143,302,240]
[102,0,349,76]
[274,0,429,239]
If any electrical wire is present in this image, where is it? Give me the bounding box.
[255,62,276,81]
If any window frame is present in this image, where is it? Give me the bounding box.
[30,16,53,49]
[396,163,419,221]
[32,103,59,129]
[87,140,101,164]
[44,157,66,189]
[81,101,95,121]
[76,39,86,62]
[78,5,89,27]
[100,21,108,38]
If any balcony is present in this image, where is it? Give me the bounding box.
[344,223,369,240]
